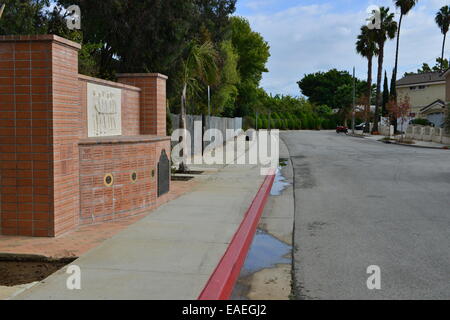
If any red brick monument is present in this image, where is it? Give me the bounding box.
[0,35,171,237]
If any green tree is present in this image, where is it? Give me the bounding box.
[372,7,397,133]
[57,0,235,84]
[335,84,353,126]
[356,25,378,132]
[179,41,219,171]
[230,16,270,116]
[436,5,450,71]
[416,58,449,73]
[0,0,49,35]
[298,69,359,110]
[210,40,240,115]
[445,105,450,134]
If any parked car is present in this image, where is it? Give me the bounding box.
[336,126,348,133]
[355,122,367,131]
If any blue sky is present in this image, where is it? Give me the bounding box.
[235,0,450,96]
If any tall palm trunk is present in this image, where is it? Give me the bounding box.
[364,54,373,133]
[373,44,384,133]
[391,13,404,133]
[392,13,403,95]
[179,84,188,172]
[441,32,447,71]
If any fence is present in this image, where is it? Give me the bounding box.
[406,125,450,144]
[170,114,243,156]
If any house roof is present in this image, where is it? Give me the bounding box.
[442,68,450,78]
[396,72,446,86]
[420,99,446,113]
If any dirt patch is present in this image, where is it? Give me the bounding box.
[0,257,75,287]
[171,176,194,181]
[175,170,205,175]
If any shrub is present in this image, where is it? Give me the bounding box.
[288,118,295,130]
[410,118,433,126]
[257,118,263,130]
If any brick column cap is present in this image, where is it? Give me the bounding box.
[0,34,81,50]
[117,73,168,80]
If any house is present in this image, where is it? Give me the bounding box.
[396,72,447,127]
[443,67,450,105]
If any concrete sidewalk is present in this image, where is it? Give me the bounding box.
[351,131,450,149]
[14,153,265,299]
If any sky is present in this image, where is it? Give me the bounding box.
[235,0,450,96]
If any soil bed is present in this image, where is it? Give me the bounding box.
[175,170,204,175]
[0,257,75,287]
[171,176,194,181]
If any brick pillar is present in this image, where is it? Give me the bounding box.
[0,35,81,237]
[116,73,168,137]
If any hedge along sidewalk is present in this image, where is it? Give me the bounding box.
[15,146,267,300]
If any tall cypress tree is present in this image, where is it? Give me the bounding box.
[382,71,390,117]
[390,69,397,99]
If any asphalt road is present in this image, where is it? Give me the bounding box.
[281,130,450,300]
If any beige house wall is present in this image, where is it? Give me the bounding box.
[446,75,450,103]
[397,82,446,116]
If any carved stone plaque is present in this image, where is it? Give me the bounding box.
[87,83,122,137]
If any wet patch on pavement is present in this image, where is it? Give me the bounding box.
[231,229,292,300]
[271,167,291,196]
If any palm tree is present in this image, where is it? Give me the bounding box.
[436,5,450,71]
[179,41,218,171]
[372,7,397,133]
[392,0,418,99]
[356,25,377,132]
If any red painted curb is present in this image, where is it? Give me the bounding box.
[198,172,276,300]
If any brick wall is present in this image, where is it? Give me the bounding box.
[78,138,162,224]
[78,75,141,137]
[0,35,81,237]
[117,74,167,136]
[0,35,170,237]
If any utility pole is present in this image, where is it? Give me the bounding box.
[0,4,6,19]
[352,67,356,134]
[207,85,211,119]
[207,85,211,133]
[269,111,271,131]
[207,85,211,154]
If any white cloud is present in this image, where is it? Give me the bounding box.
[239,0,450,96]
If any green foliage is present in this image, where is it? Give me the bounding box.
[0,0,49,35]
[410,118,433,126]
[436,5,450,35]
[241,95,338,131]
[244,116,255,130]
[166,105,173,136]
[230,17,270,116]
[210,40,240,115]
[230,17,270,85]
[297,69,366,110]
[415,58,449,74]
[182,41,219,111]
[445,105,450,134]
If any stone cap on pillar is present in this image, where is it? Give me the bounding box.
[117,73,168,80]
[0,34,82,50]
